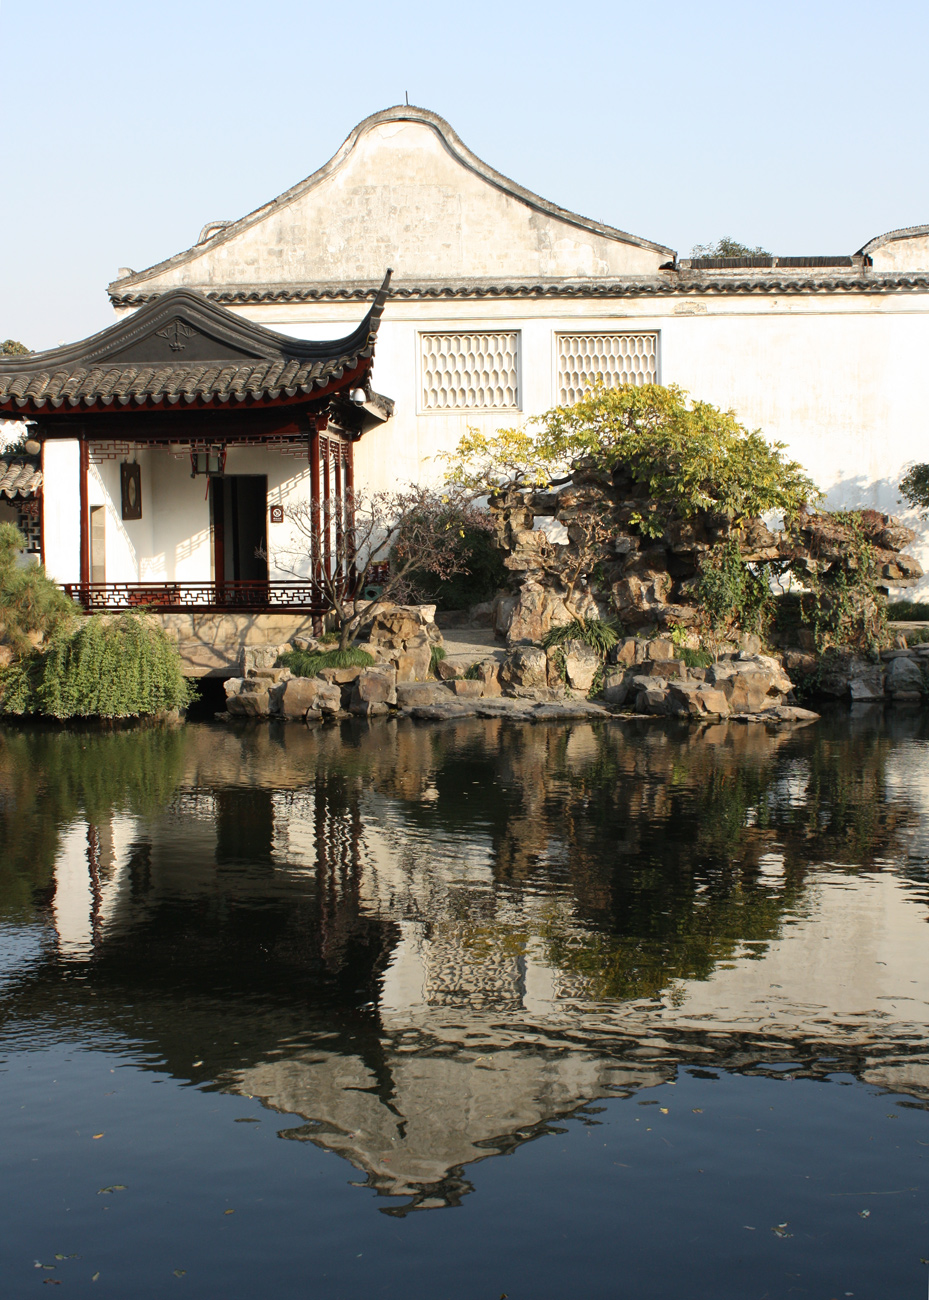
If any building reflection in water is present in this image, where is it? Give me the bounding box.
[1,712,928,1213]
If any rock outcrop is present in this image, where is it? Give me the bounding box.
[487,479,923,642]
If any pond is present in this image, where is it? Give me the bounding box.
[1,712,927,1298]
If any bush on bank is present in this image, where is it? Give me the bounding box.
[0,522,77,657]
[0,612,195,720]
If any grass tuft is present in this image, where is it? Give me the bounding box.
[542,617,621,658]
[279,647,375,677]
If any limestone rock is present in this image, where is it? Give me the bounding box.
[668,682,731,718]
[318,665,367,685]
[278,677,341,720]
[755,705,820,725]
[560,640,600,692]
[350,667,398,715]
[531,701,610,721]
[848,663,885,701]
[396,682,454,708]
[505,584,572,645]
[435,659,461,681]
[491,592,518,639]
[364,604,439,649]
[474,660,502,696]
[645,639,676,662]
[241,644,287,676]
[602,670,629,706]
[449,678,482,698]
[885,655,924,698]
[500,645,548,693]
[227,688,271,717]
[410,703,472,720]
[224,677,245,698]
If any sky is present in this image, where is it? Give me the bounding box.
[2,0,928,351]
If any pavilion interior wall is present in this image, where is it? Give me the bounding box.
[42,439,323,586]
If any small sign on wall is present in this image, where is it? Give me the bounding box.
[269,504,284,524]
[120,462,142,520]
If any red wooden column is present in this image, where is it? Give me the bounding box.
[79,438,90,589]
[343,439,356,586]
[322,435,332,584]
[309,421,321,586]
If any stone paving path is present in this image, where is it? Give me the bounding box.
[439,626,504,666]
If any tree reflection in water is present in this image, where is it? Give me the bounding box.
[1,710,928,1213]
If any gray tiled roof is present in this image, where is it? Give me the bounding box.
[0,458,42,498]
[0,275,390,415]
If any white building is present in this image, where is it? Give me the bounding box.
[2,103,928,615]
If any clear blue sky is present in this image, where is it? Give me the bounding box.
[2,0,927,351]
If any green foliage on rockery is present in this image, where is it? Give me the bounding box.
[0,613,195,719]
[443,385,818,536]
[0,523,77,656]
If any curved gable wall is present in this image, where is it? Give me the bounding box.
[113,114,669,296]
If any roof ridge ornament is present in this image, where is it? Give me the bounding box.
[156,321,197,352]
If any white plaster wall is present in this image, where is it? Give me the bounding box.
[870,232,929,273]
[87,453,155,583]
[248,290,929,592]
[42,439,81,584]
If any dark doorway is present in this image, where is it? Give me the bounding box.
[211,476,268,583]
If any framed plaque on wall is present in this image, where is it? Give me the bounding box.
[120,462,142,520]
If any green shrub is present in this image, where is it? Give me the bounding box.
[0,613,195,719]
[404,524,507,611]
[463,661,483,680]
[696,538,773,637]
[678,647,714,669]
[279,646,375,677]
[0,523,77,656]
[429,644,447,676]
[886,600,929,621]
[542,617,621,658]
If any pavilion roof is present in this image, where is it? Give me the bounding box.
[0,273,390,416]
[0,456,42,499]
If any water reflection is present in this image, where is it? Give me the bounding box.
[1,713,928,1213]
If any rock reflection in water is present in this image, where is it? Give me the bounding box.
[1,712,928,1212]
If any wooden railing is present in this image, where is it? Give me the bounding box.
[62,566,392,614]
[63,581,332,614]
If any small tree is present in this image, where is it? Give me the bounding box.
[276,487,492,650]
[899,463,929,516]
[0,523,77,658]
[691,237,770,258]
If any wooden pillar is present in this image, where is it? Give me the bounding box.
[79,438,90,589]
[344,439,356,584]
[322,436,331,584]
[333,438,343,587]
[309,422,321,586]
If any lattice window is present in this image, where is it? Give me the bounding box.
[556,333,658,404]
[420,332,519,411]
[17,502,42,554]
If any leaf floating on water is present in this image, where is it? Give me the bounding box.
[42,1280,61,1286]
[859,1209,871,1218]
[173,1269,187,1277]
[97,1185,127,1195]
[234,1118,260,1123]
[692,1108,703,1113]
[224,1209,235,1215]
[92,1133,104,1140]
[192,1061,203,1068]
[92,1273,100,1282]
[659,1108,669,1114]
[772,1222,793,1238]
